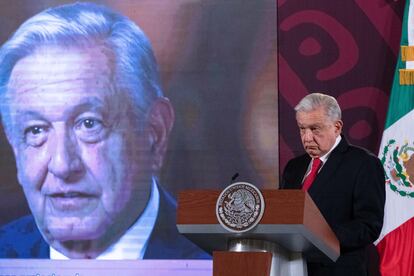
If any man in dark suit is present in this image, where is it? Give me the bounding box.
[0,2,208,259]
[281,93,385,276]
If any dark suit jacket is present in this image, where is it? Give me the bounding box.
[281,136,385,276]
[0,186,210,259]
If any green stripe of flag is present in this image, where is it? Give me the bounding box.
[385,0,414,128]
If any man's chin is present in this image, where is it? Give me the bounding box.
[305,150,320,158]
[54,230,102,242]
[42,217,108,242]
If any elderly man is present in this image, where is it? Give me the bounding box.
[0,2,207,259]
[281,93,385,276]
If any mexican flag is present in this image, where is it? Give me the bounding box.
[376,0,414,275]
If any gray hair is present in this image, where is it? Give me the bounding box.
[0,2,162,126]
[294,92,342,121]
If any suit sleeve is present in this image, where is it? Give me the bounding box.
[280,159,300,190]
[332,154,385,252]
[280,160,290,189]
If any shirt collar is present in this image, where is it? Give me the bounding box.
[318,135,342,164]
[50,178,160,260]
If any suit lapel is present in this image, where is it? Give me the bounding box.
[1,215,49,258]
[308,136,349,197]
[143,185,210,259]
[143,185,179,259]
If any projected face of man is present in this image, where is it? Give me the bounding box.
[4,45,171,258]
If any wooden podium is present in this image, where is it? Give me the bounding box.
[177,189,339,276]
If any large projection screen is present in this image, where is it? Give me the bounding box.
[0,0,277,262]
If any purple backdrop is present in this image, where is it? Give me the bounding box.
[278,0,405,173]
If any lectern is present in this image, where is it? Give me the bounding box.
[177,189,339,276]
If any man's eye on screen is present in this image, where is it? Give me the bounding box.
[75,118,106,143]
[24,125,48,147]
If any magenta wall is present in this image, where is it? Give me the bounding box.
[278,0,405,172]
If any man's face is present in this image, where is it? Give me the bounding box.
[4,45,170,257]
[296,106,342,158]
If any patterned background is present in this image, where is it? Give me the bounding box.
[278,0,405,173]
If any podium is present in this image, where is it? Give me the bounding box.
[177,189,339,276]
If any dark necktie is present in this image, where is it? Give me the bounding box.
[302,158,322,191]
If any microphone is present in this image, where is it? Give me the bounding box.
[231,173,239,183]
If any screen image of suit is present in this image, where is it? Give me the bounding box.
[281,136,385,276]
[0,186,209,259]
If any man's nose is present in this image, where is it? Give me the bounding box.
[302,129,314,142]
[47,126,84,181]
